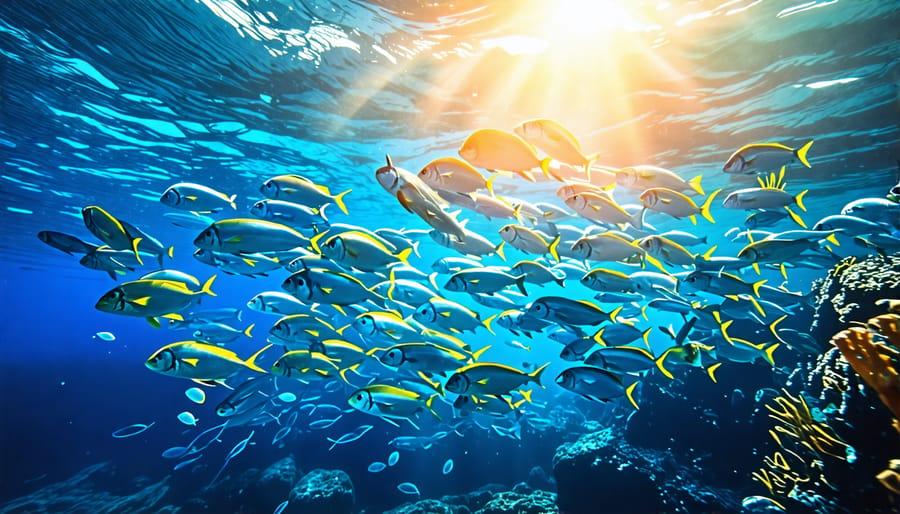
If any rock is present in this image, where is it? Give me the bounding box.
[241,456,298,509]
[384,498,455,514]
[511,482,532,494]
[811,254,900,343]
[286,468,354,514]
[525,466,555,492]
[475,490,557,514]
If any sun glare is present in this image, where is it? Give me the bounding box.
[547,0,651,36]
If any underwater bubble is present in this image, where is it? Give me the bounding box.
[397,482,420,496]
[367,461,387,473]
[277,392,297,403]
[93,331,116,341]
[185,387,206,404]
[442,458,454,475]
[177,411,199,426]
[388,451,400,466]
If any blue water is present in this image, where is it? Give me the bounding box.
[1,1,899,512]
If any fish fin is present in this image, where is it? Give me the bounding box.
[702,245,717,260]
[688,215,697,225]
[655,349,675,379]
[609,306,622,323]
[768,315,788,343]
[529,362,551,387]
[146,317,161,329]
[518,388,533,403]
[763,343,779,367]
[167,246,175,259]
[472,345,491,361]
[624,382,640,410]
[641,327,652,348]
[426,394,442,421]
[396,247,413,267]
[515,275,528,296]
[229,194,237,210]
[495,241,506,261]
[245,343,273,373]
[706,362,722,383]
[243,257,257,267]
[182,358,200,367]
[795,140,814,168]
[689,175,705,196]
[794,190,808,212]
[333,304,346,316]
[752,279,767,297]
[243,323,255,339]
[130,296,151,306]
[752,262,761,275]
[515,170,536,182]
[482,314,497,335]
[160,313,184,321]
[548,235,561,262]
[826,233,840,246]
[132,237,144,266]
[201,274,217,297]
[485,173,498,197]
[321,287,333,295]
[700,189,720,224]
[331,189,351,215]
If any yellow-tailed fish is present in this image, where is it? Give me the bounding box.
[145,341,271,380]
[458,128,551,182]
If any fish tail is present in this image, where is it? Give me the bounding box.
[624,381,640,410]
[229,194,237,210]
[609,305,622,323]
[427,271,439,292]
[706,362,722,383]
[472,345,491,361]
[530,362,551,387]
[167,246,175,259]
[592,327,607,347]
[494,241,506,261]
[539,158,553,181]
[485,173,498,197]
[769,314,788,343]
[631,207,646,230]
[515,275,528,296]
[702,245,717,260]
[482,314,498,335]
[655,349,675,379]
[763,343,779,366]
[243,323,255,339]
[641,327,652,349]
[700,189,721,224]
[132,237,144,266]
[548,235,561,262]
[245,344,273,373]
[751,279,767,297]
[333,189,352,215]
[795,140,814,168]
[826,233,840,246]
[519,388,533,404]
[794,190,808,212]
[784,206,807,228]
[396,247,414,267]
[689,175,705,196]
[426,394,443,421]
[201,274,218,296]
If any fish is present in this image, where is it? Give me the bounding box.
[442,459,454,474]
[282,268,384,307]
[250,199,330,231]
[511,260,566,287]
[580,268,634,292]
[95,276,217,327]
[813,214,892,236]
[37,231,99,255]
[388,451,400,466]
[177,411,199,426]
[445,362,549,396]
[841,197,900,227]
[453,393,526,417]
[347,384,441,428]
[314,230,413,272]
[260,174,350,215]
[93,331,116,342]
[678,271,767,298]
[160,182,236,212]
[444,268,528,295]
[194,218,308,254]
[722,187,807,213]
[639,188,719,224]
[489,309,553,337]
[723,140,813,174]
[583,346,656,374]
[413,297,489,333]
[498,225,561,261]
[145,342,271,380]
[111,422,155,438]
[80,247,147,279]
[615,165,704,195]
[638,235,697,268]
[591,322,651,348]
[193,249,283,277]
[565,192,640,227]
[269,314,344,344]
[247,291,310,316]
[556,366,640,408]
[525,296,619,326]
[353,310,422,342]
[194,322,255,344]
[514,119,596,177]
[429,228,500,258]
[657,230,708,247]
[376,156,468,242]
[368,461,387,473]
[307,339,371,380]
[271,350,341,381]
[432,256,484,274]
[185,387,206,404]
[570,232,644,263]
[82,206,143,264]
[418,157,495,195]
[743,210,791,229]
[397,482,421,496]
[376,342,489,376]
[458,128,551,181]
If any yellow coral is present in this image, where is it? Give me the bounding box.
[830,326,900,419]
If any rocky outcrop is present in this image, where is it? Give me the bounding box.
[286,468,354,514]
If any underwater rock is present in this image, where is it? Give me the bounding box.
[474,490,557,514]
[811,254,900,344]
[553,425,741,513]
[286,468,354,514]
[240,455,298,509]
[0,461,173,514]
[525,466,556,492]
[384,498,456,514]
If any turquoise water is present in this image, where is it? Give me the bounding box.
[1,1,899,513]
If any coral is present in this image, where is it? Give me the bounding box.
[475,490,557,514]
[384,499,456,514]
[831,325,900,419]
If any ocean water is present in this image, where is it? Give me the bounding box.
[1,1,899,513]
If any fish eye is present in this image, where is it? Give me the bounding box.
[355,394,363,401]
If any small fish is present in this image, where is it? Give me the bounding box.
[458,128,551,181]
[93,331,116,341]
[616,165,704,195]
[397,482,421,496]
[194,322,255,345]
[418,157,494,195]
[723,140,813,174]
[514,119,596,178]
[511,260,566,287]
[82,206,143,263]
[247,291,310,316]
[446,362,549,397]
[368,461,387,473]
[95,276,217,326]
[308,417,343,430]
[413,297,488,334]
[194,218,308,254]
[177,411,199,426]
[388,451,400,466]
[556,366,640,409]
[499,225,560,261]
[185,387,206,404]
[570,233,643,263]
[250,199,330,231]
[314,230,413,272]
[442,458,454,474]
[282,268,384,307]
[639,188,719,224]
[145,341,270,380]
[444,268,528,295]
[160,182,236,212]
[273,500,290,514]
[326,424,374,450]
[348,384,441,429]
[525,296,619,326]
[260,174,350,215]
[111,422,155,438]
[37,231,99,255]
[173,455,203,471]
